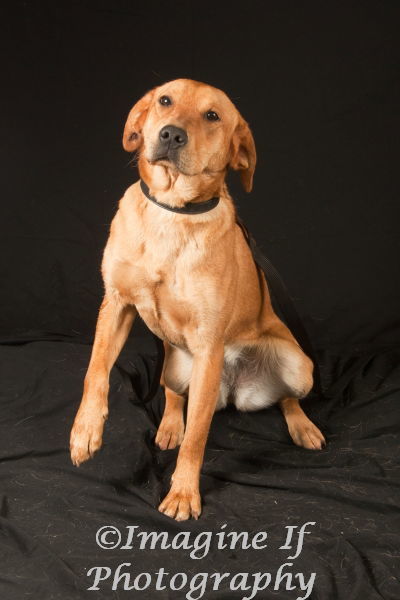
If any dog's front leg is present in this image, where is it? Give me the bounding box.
[158,343,224,521]
[70,294,136,466]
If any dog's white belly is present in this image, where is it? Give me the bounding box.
[164,343,284,412]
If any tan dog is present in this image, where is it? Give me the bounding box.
[70,78,325,521]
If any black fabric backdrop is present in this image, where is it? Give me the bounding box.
[1,2,400,599]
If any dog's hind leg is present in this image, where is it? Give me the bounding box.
[269,332,326,450]
[234,328,325,450]
[156,387,186,450]
[280,396,325,450]
[155,342,189,450]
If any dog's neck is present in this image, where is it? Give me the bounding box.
[139,160,226,209]
[140,180,220,215]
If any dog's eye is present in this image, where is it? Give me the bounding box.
[205,110,220,121]
[159,95,172,106]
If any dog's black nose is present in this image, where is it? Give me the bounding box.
[159,125,188,149]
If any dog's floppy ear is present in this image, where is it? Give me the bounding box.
[122,88,155,152]
[229,117,257,192]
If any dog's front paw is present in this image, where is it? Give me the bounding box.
[70,408,107,466]
[158,484,201,521]
[155,414,185,450]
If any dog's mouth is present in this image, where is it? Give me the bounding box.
[147,152,195,176]
[149,156,182,173]
[148,146,177,166]
[149,155,170,165]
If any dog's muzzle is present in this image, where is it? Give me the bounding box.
[151,124,188,163]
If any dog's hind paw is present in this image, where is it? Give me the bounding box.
[155,415,185,450]
[287,414,326,450]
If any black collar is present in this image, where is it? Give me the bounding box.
[140,180,220,215]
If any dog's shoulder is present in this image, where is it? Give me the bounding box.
[117,181,143,219]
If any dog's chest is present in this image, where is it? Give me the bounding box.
[111,235,206,345]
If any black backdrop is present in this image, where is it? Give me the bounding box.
[1,2,400,600]
[2,0,400,350]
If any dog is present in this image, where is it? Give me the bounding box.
[70,78,325,521]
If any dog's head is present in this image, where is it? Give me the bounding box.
[123,79,256,193]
